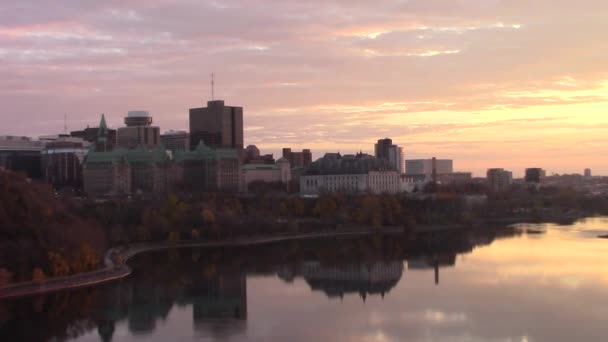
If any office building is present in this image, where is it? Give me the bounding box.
[116,111,160,149]
[189,100,244,151]
[487,168,513,192]
[406,158,453,177]
[374,138,404,173]
[161,130,190,153]
[0,136,44,179]
[584,168,592,179]
[42,137,89,189]
[282,148,312,168]
[525,168,546,183]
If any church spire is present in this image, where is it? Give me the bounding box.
[96,113,108,152]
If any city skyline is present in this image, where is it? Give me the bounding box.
[2,1,607,176]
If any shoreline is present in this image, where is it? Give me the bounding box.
[0,228,408,301]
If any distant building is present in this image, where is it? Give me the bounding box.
[242,158,291,191]
[173,142,240,192]
[161,130,190,153]
[300,171,400,195]
[83,147,171,196]
[116,111,160,149]
[406,158,453,176]
[584,168,592,179]
[525,168,546,183]
[244,145,260,161]
[70,114,116,151]
[0,135,44,179]
[42,137,89,189]
[282,148,312,168]
[437,172,473,184]
[374,138,404,173]
[487,168,513,192]
[189,100,243,152]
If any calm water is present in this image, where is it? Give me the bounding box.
[3,218,608,342]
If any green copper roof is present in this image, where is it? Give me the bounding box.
[84,146,170,165]
[174,141,239,162]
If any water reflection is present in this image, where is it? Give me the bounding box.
[3,219,608,341]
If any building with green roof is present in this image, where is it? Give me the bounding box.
[173,142,240,192]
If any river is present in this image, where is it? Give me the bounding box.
[2,217,608,342]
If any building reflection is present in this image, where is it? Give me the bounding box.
[295,261,403,300]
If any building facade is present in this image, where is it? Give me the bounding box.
[116,111,160,149]
[83,147,170,196]
[300,171,399,195]
[525,168,546,183]
[0,136,44,179]
[174,142,240,192]
[42,138,89,189]
[189,100,244,152]
[406,158,454,176]
[282,148,312,168]
[161,130,190,153]
[374,138,403,173]
[242,158,291,191]
[487,168,513,192]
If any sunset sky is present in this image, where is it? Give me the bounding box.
[2,0,608,176]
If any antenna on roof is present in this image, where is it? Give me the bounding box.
[64,113,67,135]
[211,73,215,101]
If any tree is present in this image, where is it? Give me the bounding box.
[0,268,13,287]
[313,195,338,220]
[32,267,46,282]
[48,251,71,277]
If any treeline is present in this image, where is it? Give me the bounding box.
[0,171,106,284]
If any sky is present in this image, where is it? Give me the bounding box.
[1,0,608,177]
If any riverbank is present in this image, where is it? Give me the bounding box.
[0,228,410,301]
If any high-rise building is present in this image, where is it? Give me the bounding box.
[374,138,404,173]
[282,148,313,168]
[161,130,190,153]
[116,111,160,149]
[487,168,513,192]
[584,168,592,178]
[189,100,244,152]
[525,168,546,183]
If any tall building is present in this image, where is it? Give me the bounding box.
[70,114,116,151]
[189,100,244,152]
[42,137,89,189]
[116,111,160,149]
[374,138,393,161]
[282,148,312,168]
[161,130,190,153]
[584,168,592,178]
[374,138,403,173]
[487,168,513,192]
[0,136,44,179]
[525,168,546,183]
